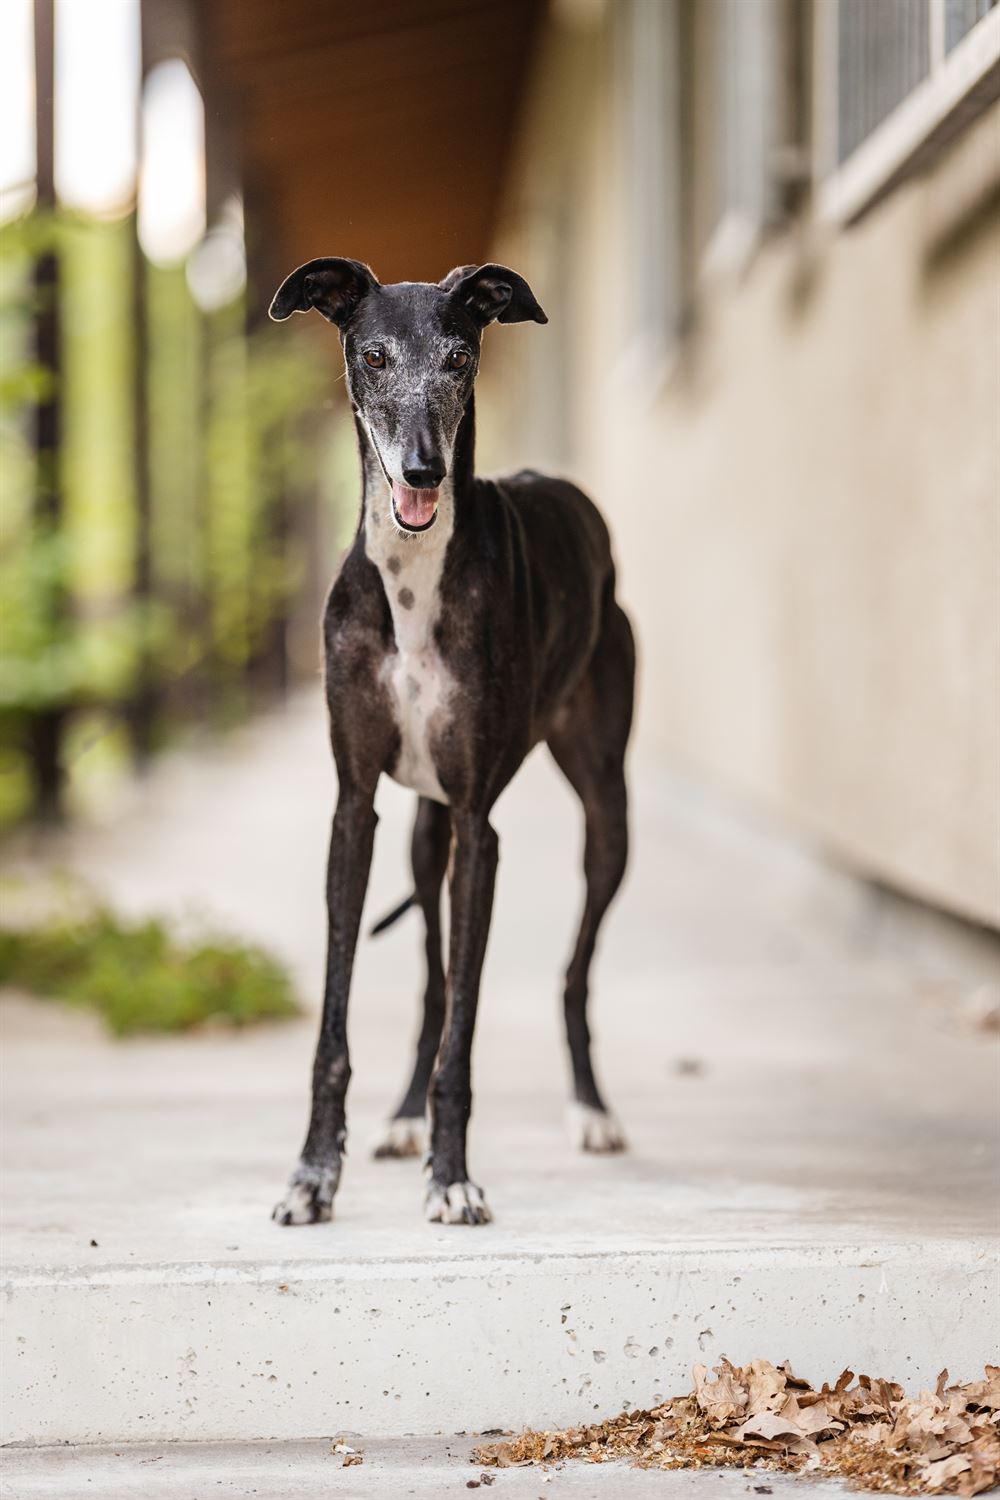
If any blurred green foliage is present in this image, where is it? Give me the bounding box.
[0,902,300,1036]
[0,207,334,824]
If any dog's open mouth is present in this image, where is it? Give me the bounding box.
[391,482,439,533]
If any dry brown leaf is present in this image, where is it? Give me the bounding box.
[472,1362,1000,1496]
[737,1412,805,1443]
[923,1454,972,1490]
[965,1370,1000,1413]
[747,1360,789,1417]
[694,1359,749,1426]
[793,1400,842,1439]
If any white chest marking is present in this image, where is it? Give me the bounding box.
[364,478,455,805]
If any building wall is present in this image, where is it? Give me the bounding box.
[478,2,1000,927]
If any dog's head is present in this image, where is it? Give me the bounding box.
[269,258,546,534]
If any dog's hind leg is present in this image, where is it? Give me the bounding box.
[371,796,451,1159]
[547,596,635,1153]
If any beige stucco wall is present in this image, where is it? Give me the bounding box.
[479,10,1000,927]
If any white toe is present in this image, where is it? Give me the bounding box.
[271,1165,338,1225]
[425,1180,492,1225]
[272,1182,330,1226]
[371,1116,428,1159]
[567,1102,627,1153]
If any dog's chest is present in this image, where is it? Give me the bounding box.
[366,501,455,805]
[383,642,451,804]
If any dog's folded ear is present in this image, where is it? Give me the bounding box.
[269,257,379,327]
[442,264,547,327]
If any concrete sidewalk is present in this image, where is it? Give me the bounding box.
[3,1437,846,1500]
[1,693,997,1450]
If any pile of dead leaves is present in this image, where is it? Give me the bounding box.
[473,1362,1000,1495]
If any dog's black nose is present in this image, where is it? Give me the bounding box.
[402,460,445,490]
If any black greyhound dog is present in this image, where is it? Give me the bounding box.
[269,257,634,1226]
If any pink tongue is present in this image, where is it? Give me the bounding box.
[392,482,439,528]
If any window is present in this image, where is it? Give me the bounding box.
[815,0,1000,222]
[716,0,782,226]
[836,0,931,163]
[701,0,784,278]
[946,0,998,52]
[620,0,684,361]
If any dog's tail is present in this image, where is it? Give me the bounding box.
[368,893,417,937]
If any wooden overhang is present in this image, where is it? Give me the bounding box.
[197,0,545,295]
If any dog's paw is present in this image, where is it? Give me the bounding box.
[271,1163,338,1225]
[567,1102,627,1154]
[424,1179,492,1226]
[371,1116,427,1160]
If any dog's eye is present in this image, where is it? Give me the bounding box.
[448,349,470,370]
[363,347,386,369]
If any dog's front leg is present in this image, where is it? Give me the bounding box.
[273,786,377,1225]
[424,811,497,1226]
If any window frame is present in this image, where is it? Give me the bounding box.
[813,0,1000,225]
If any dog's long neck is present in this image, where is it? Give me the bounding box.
[356,397,476,651]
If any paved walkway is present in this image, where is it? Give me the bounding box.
[4,1438,845,1500]
[2,693,997,1454]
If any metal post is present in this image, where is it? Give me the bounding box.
[128,2,157,766]
[30,0,65,819]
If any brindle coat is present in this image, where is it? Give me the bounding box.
[269,258,634,1226]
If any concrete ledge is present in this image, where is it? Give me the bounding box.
[4,1241,994,1445]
